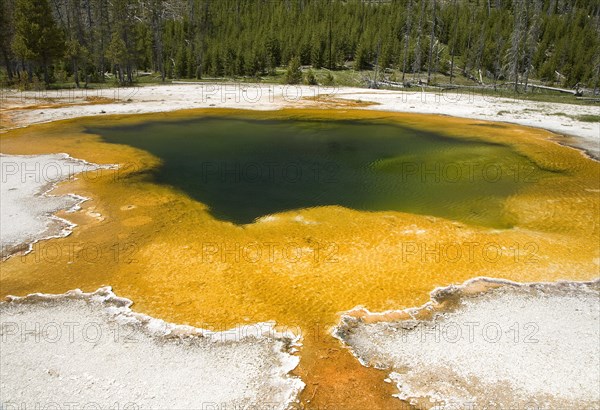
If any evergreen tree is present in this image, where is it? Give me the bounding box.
[304,68,317,85]
[413,0,426,80]
[401,0,414,82]
[427,0,438,84]
[507,0,526,91]
[523,0,543,91]
[105,31,128,84]
[12,0,65,85]
[285,56,302,84]
[1,0,598,90]
[0,0,15,81]
[354,42,368,71]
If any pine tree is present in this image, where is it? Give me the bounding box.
[311,36,324,69]
[354,42,368,71]
[285,56,302,84]
[401,0,413,82]
[106,31,127,84]
[304,68,317,85]
[413,0,426,79]
[0,0,15,81]
[427,0,438,84]
[266,36,281,75]
[65,38,88,88]
[448,0,459,83]
[507,0,526,91]
[2,0,599,89]
[523,0,543,91]
[12,0,65,85]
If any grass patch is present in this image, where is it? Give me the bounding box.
[550,112,600,122]
[577,114,600,123]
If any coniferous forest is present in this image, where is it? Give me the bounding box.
[0,0,599,91]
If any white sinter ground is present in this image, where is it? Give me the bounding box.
[333,278,600,409]
[0,287,304,409]
[2,84,598,158]
[0,153,111,259]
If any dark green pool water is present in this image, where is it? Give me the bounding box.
[90,117,553,227]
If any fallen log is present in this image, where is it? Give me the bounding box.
[518,83,580,95]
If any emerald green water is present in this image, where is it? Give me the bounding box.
[90,117,553,227]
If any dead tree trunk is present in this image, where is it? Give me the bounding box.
[523,0,542,92]
[449,0,458,84]
[401,0,413,83]
[427,0,437,84]
[508,0,525,92]
[151,0,165,81]
[413,0,426,80]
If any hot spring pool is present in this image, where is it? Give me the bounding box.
[89,117,555,227]
[3,109,598,410]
